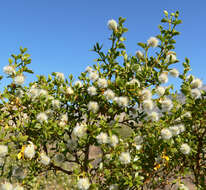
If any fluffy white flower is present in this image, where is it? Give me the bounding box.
[141,89,152,100]
[97,78,108,88]
[134,136,143,145]
[178,184,189,190]
[28,88,39,99]
[156,86,165,96]
[55,72,65,80]
[147,37,159,47]
[180,143,191,155]
[191,89,201,99]
[73,124,87,138]
[104,89,115,100]
[96,132,108,144]
[107,19,118,31]
[14,75,25,85]
[127,79,140,87]
[14,185,24,190]
[191,78,202,89]
[115,96,129,107]
[109,184,119,190]
[85,66,93,72]
[40,153,50,165]
[178,124,185,133]
[136,50,143,59]
[159,73,168,83]
[89,71,99,81]
[37,112,48,123]
[77,177,90,190]
[166,53,177,63]
[66,86,74,94]
[161,128,172,140]
[74,80,83,87]
[60,114,68,123]
[169,68,179,77]
[119,152,131,164]
[142,99,154,112]
[0,182,13,190]
[39,89,48,97]
[24,142,35,159]
[52,99,60,109]
[0,145,8,157]
[160,98,173,112]
[87,86,97,96]
[3,65,15,75]
[148,111,159,121]
[109,135,119,147]
[169,126,180,136]
[88,101,99,113]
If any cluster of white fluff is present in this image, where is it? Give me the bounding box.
[166,51,177,63]
[161,124,185,140]
[89,71,99,81]
[156,86,165,96]
[0,182,13,190]
[87,86,97,96]
[3,65,16,75]
[13,75,25,85]
[159,72,168,84]
[109,135,119,147]
[161,128,172,140]
[134,135,143,150]
[104,89,115,100]
[147,37,159,47]
[159,98,173,112]
[0,145,8,157]
[169,68,179,77]
[87,101,99,113]
[37,112,48,123]
[190,78,202,89]
[147,111,159,122]
[180,143,191,155]
[51,99,61,109]
[96,132,108,144]
[24,142,35,159]
[77,177,90,190]
[28,87,48,99]
[65,86,74,95]
[59,114,68,127]
[114,96,129,107]
[97,78,108,88]
[73,123,87,138]
[141,89,152,100]
[74,80,83,88]
[107,19,118,31]
[142,99,154,112]
[109,184,119,190]
[55,72,65,81]
[127,79,140,87]
[136,50,143,59]
[40,153,50,165]
[188,76,203,99]
[119,152,131,164]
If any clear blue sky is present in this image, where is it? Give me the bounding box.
[0,0,205,90]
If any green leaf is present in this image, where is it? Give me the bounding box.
[137,42,146,49]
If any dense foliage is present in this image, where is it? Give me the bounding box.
[0,10,205,190]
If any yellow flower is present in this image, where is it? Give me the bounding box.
[17,145,26,159]
[162,154,169,161]
[154,163,161,171]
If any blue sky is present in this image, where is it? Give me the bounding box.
[0,0,205,90]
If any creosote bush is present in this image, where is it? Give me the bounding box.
[0,10,205,190]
